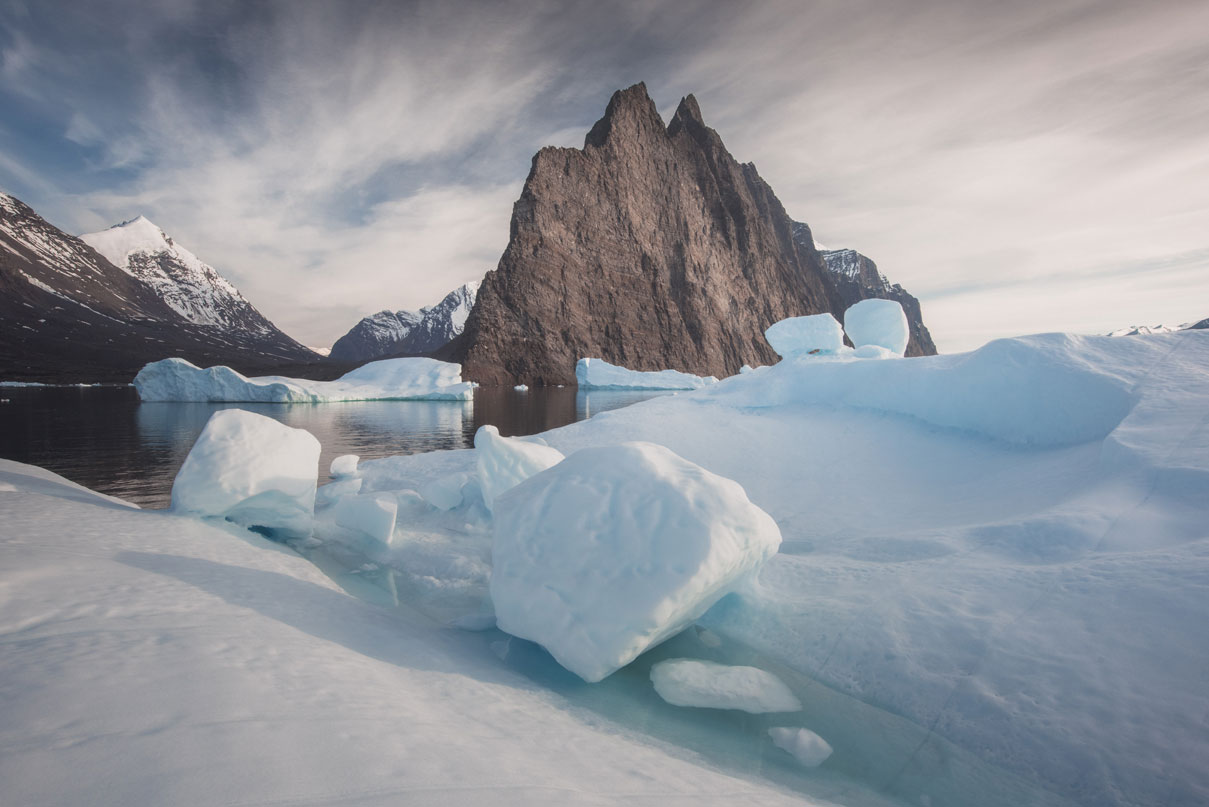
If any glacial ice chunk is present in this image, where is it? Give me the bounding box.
[330,454,360,477]
[134,357,474,402]
[764,314,845,358]
[768,727,833,768]
[419,471,474,511]
[650,659,801,713]
[490,442,782,682]
[171,409,320,534]
[332,493,398,545]
[576,357,718,390]
[474,425,564,513]
[844,298,909,356]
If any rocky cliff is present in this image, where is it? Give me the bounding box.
[454,83,933,385]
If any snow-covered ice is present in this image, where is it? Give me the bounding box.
[768,727,833,768]
[576,357,718,389]
[171,409,320,534]
[650,659,802,713]
[134,356,474,402]
[490,442,782,682]
[474,424,564,512]
[764,313,845,358]
[329,454,359,477]
[842,298,910,356]
[513,384,528,391]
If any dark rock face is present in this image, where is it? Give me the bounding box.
[0,193,314,382]
[330,281,480,362]
[791,223,937,357]
[455,83,933,386]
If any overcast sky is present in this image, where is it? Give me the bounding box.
[1,0,1206,351]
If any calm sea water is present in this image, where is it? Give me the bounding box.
[0,385,669,508]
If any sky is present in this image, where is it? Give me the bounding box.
[1,0,1206,352]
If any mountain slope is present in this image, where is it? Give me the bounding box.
[329,281,480,362]
[791,223,937,356]
[453,84,933,386]
[0,193,314,381]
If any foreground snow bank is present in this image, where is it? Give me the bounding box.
[134,356,474,402]
[490,442,781,682]
[171,409,320,534]
[576,357,717,390]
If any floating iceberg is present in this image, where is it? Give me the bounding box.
[134,357,474,402]
[763,313,845,358]
[650,659,801,713]
[171,409,320,534]
[474,425,564,513]
[490,442,781,682]
[575,357,717,390]
[768,727,833,768]
[843,298,909,356]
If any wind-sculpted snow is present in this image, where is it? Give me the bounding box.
[134,356,474,402]
[171,409,320,534]
[711,332,1138,447]
[576,357,718,389]
[490,442,781,682]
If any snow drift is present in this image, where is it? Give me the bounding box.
[134,356,474,402]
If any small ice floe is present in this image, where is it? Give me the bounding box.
[650,659,801,713]
[768,726,833,768]
[329,454,360,478]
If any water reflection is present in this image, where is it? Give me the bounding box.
[0,385,673,509]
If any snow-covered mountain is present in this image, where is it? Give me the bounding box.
[1107,319,1207,337]
[329,280,480,362]
[0,192,314,381]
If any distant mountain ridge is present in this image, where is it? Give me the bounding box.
[0,192,314,381]
[1107,320,1208,337]
[329,281,480,362]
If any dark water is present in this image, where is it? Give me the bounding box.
[0,385,669,508]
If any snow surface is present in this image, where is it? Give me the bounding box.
[134,356,474,402]
[650,659,802,713]
[769,728,834,769]
[842,299,909,356]
[764,313,846,358]
[336,328,1209,807]
[576,357,718,390]
[171,409,320,535]
[473,425,564,513]
[490,442,782,682]
[0,458,824,807]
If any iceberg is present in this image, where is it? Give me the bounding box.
[474,425,564,513]
[134,357,474,402]
[490,442,781,682]
[329,454,360,477]
[763,313,845,358]
[575,357,717,390]
[171,409,320,534]
[843,298,909,356]
[650,659,801,713]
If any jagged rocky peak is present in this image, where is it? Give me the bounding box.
[329,280,481,362]
[454,82,935,386]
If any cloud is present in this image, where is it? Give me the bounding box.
[1,0,1205,351]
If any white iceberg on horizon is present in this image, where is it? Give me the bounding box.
[575,357,717,390]
[134,357,474,402]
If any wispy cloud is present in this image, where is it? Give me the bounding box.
[1,0,1205,349]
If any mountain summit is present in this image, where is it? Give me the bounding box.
[453,83,934,386]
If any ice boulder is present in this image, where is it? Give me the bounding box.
[490,442,782,682]
[419,471,474,511]
[650,659,801,713]
[332,493,398,546]
[171,409,321,535]
[764,314,845,359]
[474,425,564,513]
[843,298,909,356]
[330,454,359,477]
[576,358,718,390]
[768,727,833,768]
